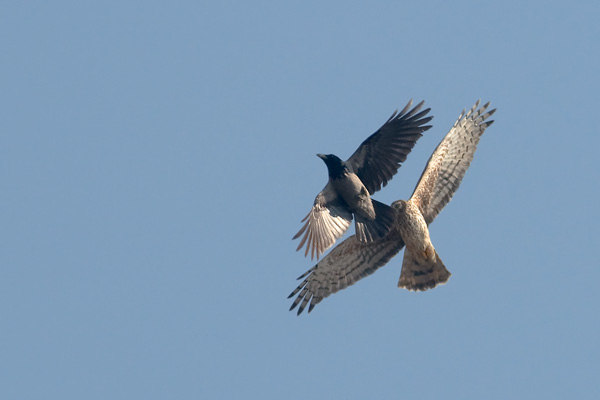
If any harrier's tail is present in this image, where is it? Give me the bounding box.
[398,247,450,291]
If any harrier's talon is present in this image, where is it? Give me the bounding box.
[423,247,435,261]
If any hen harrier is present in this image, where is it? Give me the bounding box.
[293,100,433,260]
[289,100,496,315]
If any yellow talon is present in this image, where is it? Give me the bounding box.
[423,247,435,261]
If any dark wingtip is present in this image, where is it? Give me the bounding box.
[297,304,305,315]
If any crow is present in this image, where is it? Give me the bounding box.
[293,100,433,260]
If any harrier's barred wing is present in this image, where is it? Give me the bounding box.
[410,100,496,224]
[346,100,433,195]
[288,232,405,315]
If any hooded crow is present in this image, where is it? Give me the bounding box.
[293,100,433,260]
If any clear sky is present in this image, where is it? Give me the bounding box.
[1,1,599,399]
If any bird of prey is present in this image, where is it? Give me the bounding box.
[293,100,433,261]
[289,100,496,315]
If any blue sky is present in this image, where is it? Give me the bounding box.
[1,1,599,399]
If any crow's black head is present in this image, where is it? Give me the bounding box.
[317,154,348,179]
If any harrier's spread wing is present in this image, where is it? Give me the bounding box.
[410,100,496,224]
[346,100,433,195]
[288,231,404,315]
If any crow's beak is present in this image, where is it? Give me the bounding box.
[316,153,327,160]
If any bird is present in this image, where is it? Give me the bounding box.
[289,100,496,315]
[293,100,433,261]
